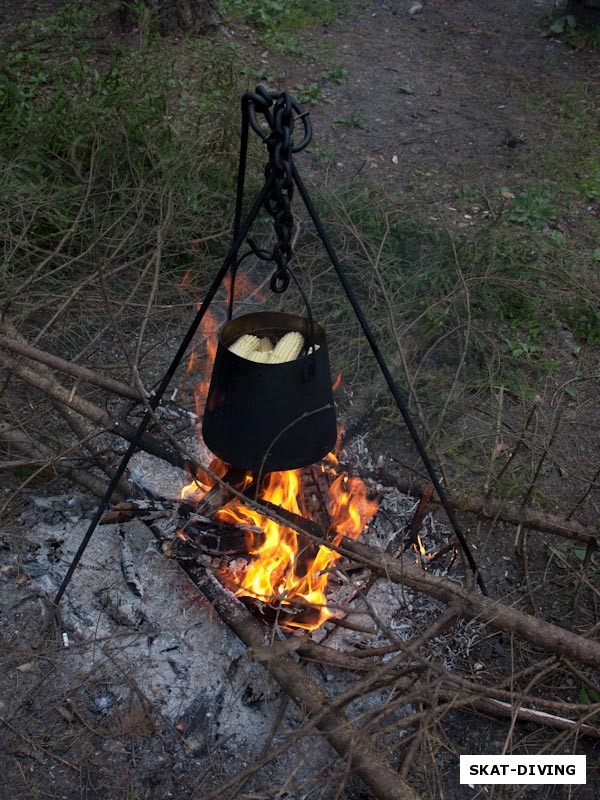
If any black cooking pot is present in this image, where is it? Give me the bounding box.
[202,311,337,472]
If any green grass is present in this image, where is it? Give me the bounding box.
[0,3,249,309]
[218,0,344,52]
[3,1,600,504]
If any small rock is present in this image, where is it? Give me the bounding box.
[409,2,423,14]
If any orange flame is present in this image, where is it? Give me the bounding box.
[179,275,377,631]
[185,308,220,420]
[181,458,378,631]
[222,271,266,305]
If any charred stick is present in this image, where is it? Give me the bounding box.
[403,482,434,548]
[189,467,250,517]
[118,526,143,598]
[100,500,175,525]
[175,519,252,557]
[231,495,326,541]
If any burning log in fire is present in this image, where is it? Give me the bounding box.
[178,278,378,631]
[180,457,378,631]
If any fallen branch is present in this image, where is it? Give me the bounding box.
[0,332,143,402]
[388,477,599,547]
[0,422,111,500]
[0,350,187,471]
[437,691,600,739]
[343,539,600,671]
[179,562,421,800]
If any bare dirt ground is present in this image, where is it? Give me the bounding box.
[1,1,599,799]
[263,0,597,190]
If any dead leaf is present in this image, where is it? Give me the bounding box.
[493,442,510,459]
[57,706,74,724]
[247,634,308,662]
[5,745,31,758]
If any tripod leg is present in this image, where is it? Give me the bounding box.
[291,164,486,595]
[53,179,273,606]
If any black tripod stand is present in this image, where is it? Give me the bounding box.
[53,87,485,607]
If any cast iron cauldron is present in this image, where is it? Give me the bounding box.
[202,312,337,472]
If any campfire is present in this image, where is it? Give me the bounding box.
[179,456,378,630]
[174,302,378,629]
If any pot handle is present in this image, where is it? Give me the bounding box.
[285,264,317,383]
[227,247,320,382]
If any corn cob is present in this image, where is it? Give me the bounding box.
[271,331,305,363]
[256,337,274,353]
[306,344,321,355]
[245,350,273,363]
[228,334,261,358]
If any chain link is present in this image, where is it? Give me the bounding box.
[244,88,311,293]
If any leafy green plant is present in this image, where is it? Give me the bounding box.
[575,162,600,202]
[333,111,367,129]
[508,192,557,229]
[321,66,348,86]
[566,22,600,52]
[218,0,342,50]
[294,82,331,105]
[308,144,338,165]
[543,14,578,36]
[240,65,276,87]
[504,339,541,360]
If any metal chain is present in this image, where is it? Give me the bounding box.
[244,88,312,294]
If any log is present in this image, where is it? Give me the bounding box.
[388,476,600,547]
[0,333,143,402]
[176,562,421,800]
[0,350,188,471]
[342,539,600,671]
[0,423,112,500]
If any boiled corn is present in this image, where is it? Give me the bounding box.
[228,334,261,358]
[271,331,305,363]
[256,337,274,352]
[245,350,273,363]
